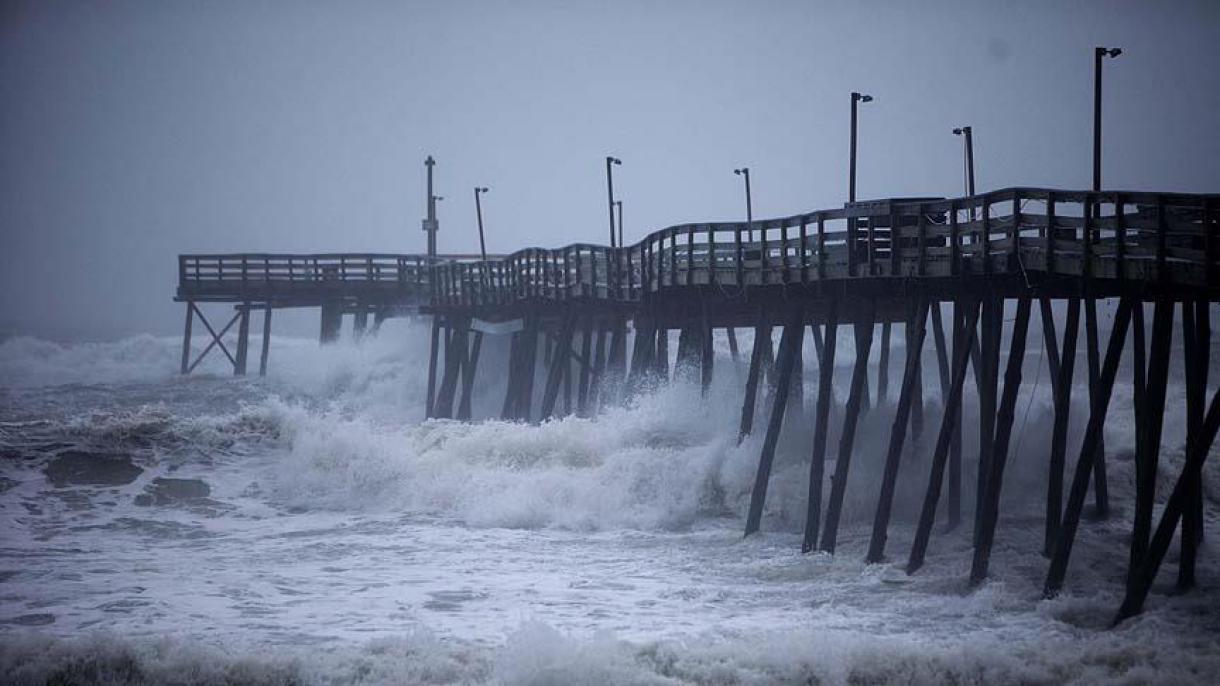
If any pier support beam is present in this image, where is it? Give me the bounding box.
[180,302,194,375]
[259,305,272,377]
[1044,297,1133,597]
[320,302,343,344]
[744,306,805,537]
[1127,300,1172,586]
[821,299,876,553]
[234,305,251,376]
[457,331,484,421]
[971,296,1032,584]
[907,297,981,574]
[802,301,838,553]
[866,298,929,564]
[1084,297,1110,518]
[738,314,771,442]
[427,317,442,420]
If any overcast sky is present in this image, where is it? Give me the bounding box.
[2,0,1218,339]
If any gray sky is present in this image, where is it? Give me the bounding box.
[2,0,1218,340]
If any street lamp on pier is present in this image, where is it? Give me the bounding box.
[606,156,622,248]
[848,92,873,203]
[734,167,753,242]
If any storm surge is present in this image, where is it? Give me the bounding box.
[1,325,1218,685]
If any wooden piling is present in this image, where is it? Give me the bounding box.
[971,296,1032,584]
[878,321,892,404]
[1044,297,1133,597]
[866,298,929,563]
[1084,298,1110,518]
[259,305,272,377]
[1127,300,1172,585]
[541,315,576,419]
[744,306,805,537]
[821,300,877,553]
[974,295,1002,546]
[457,331,484,421]
[234,305,251,376]
[802,301,838,553]
[180,303,194,375]
[739,314,771,442]
[1043,298,1080,556]
[426,317,441,419]
[907,297,981,574]
[577,317,594,416]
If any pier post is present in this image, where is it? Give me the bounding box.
[427,317,441,419]
[234,304,251,376]
[1179,299,1208,589]
[802,300,838,553]
[1044,297,1133,597]
[541,314,576,419]
[353,307,369,340]
[457,331,484,421]
[744,306,805,537]
[907,297,980,574]
[180,302,194,375]
[878,321,891,404]
[974,295,1002,546]
[1043,298,1080,556]
[1084,297,1110,518]
[1128,300,1172,585]
[320,302,342,344]
[259,305,272,377]
[971,296,1032,584]
[947,301,967,531]
[654,326,669,381]
[866,298,929,563]
[738,314,771,442]
[821,299,876,553]
[577,317,594,416]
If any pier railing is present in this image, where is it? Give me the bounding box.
[429,188,1218,307]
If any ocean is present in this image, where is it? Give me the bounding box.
[1,319,1217,684]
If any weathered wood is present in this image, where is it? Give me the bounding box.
[517,318,541,421]
[744,306,805,537]
[457,331,484,421]
[588,327,608,411]
[971,296,1032,584]
[577,317,594,415]
[540,315,576,419]
[931,303,950,401]
[655,327,670,381]
[1128,300,1172,586]
[501,332,522,420]
[1115,383,1220,623]
[947,301,965,531]
[259,305,272,377]
[434,321,467,419]
[1043,298,1080,556]
[878,321,892,403]
[821,300,877,553]
[427,317,442,419]
[180,303,194,375]
[234,305,251,376]
[727,326,740,363]
[739,314,772,442]
[907,297,981,574]
[866,298,930,563]
[1179,299,1208,589]
[186,307,240,374]
[1044,297,1133,597]
[320,302,342,344]
[1084,297,1110,518]
[974,295,1002,546]
[701,308,714,395]
[802,301,838,553]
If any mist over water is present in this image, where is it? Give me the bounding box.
[1,316,1217,684]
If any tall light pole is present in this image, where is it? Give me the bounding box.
[423,156,439,258]
[848,92,873,203]
[614,200,623,248]
[474,187,489,263]
[952,127,976,197]
[1093,47,1122,192]
[734,167,753,241]
[606,156,622,247]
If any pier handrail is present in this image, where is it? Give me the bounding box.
[428,187,1219,306]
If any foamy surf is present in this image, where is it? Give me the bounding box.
[1,327,1217,684]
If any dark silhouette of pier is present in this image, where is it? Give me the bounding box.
[176,186,1218,625]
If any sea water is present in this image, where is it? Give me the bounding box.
[1,320,1217,684]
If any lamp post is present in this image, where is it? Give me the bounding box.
[952,127,976,197]
[606,156,622,247]
[474,187,489,263]
[423,156,439,258]
[734,167,753,241]
[1093,47,1122,192]
[615,200,623,248]
[848,92,873,203]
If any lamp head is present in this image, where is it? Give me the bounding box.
[476,187,489,193]
[1097,46,1122,58]
[734,167,749,176]
[952,126,970,136]
[853,92,873,103]
[607,156,621,165]
[432,195,444,202]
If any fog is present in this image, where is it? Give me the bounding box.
[2,0,1218,340]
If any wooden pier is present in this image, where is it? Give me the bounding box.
[177,186,1219,624]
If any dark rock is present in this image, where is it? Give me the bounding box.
[44,451,142,487]
[133,477,211,506]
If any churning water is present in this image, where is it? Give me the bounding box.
[1,319,1217,684]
